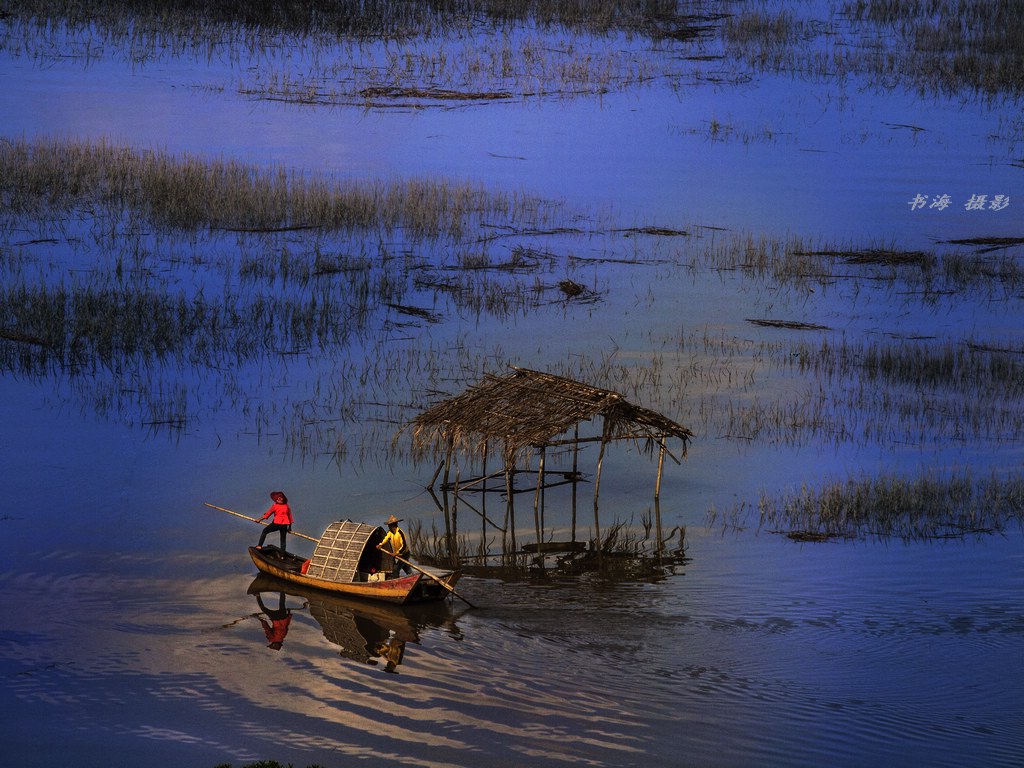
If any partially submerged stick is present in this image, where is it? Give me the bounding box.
[377,545,477,609]
[204,502,320,543]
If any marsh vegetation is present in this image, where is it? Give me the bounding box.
[724,0,1024,97]
[4,132,1021,549]
[710,470,1024,542]
[3,3,1024,767]
[5,0,1022,109]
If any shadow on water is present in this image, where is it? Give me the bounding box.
[246,574,461,672]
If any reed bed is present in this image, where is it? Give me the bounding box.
[0,136,589,452]
[2,0,725,103]
[712,470,1024,542]
[694,231,1024,299]
[695,333,1024,449]
[2,0,707,42]
[723,0,1024,97]
[5,223,1020,462]
[795,337,1024,394]
[7,0,1022,104]
[0,137,561,240]
[0,280,376,376]
[2,138,1021,476]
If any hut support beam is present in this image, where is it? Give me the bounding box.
[451,461,461,563]
[481,446,488,554]
[442,441,454,560]
[655,436,667,500]
[655,435,666,554]
[571,422,579,543]
[533,447,546,551]
[504,440,517,555]
[592,418,608,551]
[427,460,445,492]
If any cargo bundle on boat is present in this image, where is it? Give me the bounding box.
[248,520,459,605]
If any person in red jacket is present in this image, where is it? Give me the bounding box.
[257,491,293,552]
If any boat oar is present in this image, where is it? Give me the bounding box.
[377,545,477,609]
[204,502,320,543]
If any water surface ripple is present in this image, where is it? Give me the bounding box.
[6,532,1021,767]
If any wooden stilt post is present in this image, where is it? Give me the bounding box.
[654,497,664,558]
[452,460,460,565]
[533,447,545,553]
[480,444,488,559]
[655,435,667,501]
[427,460,445,492]
[593,424,607,553]
[655,435,666,554]
[504,441,517,556]
[571,423,579,543]
[442,441,453,561]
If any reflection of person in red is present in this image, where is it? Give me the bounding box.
[256,592,292,651]
[257,491,293,552]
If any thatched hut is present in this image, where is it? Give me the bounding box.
[400,367,693,550]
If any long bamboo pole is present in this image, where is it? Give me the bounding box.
[376,546,477,609]
[203,502,320,543]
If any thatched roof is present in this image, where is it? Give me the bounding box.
[404,367,692,462]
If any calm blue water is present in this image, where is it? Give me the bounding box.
[1,7,1022,767]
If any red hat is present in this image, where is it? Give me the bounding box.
[270,491,288,504]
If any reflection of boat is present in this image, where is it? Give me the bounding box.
[248,575,455,668]
[248,520,459,605]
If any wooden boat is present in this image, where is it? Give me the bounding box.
[248,520,459,605]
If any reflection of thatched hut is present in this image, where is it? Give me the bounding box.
[401,367,693,548]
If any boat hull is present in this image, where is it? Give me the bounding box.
[248,546,457,605]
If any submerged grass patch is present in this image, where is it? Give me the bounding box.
[711,470,1024,541]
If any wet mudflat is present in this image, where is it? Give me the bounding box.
[1,2,1022,767]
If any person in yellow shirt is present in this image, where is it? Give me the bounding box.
[380,515,412,578]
